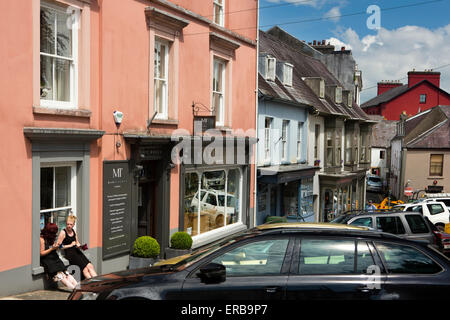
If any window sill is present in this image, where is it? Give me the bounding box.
[33,106,91,118]
[216,126,232,133]
[151,118,179,126]
[428,177,444,179]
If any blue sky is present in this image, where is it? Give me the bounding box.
[259,0,450,103]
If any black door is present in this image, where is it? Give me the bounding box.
[286,237,386,300]
[182,237,293,300]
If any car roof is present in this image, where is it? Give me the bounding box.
[257,222,368,231]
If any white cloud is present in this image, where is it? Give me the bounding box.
[323,6,341,22]
[328,25,450,103]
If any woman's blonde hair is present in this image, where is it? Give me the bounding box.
[67,214,77,223]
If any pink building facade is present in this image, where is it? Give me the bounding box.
[0,0,257,296]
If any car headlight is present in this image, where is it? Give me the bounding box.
[79,292,100,300]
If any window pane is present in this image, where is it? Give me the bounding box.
[299,239,355,275]
[427,204,444,215]
[40,55,54,100]
[376,242,442,274]
[356,242,375,273]
[405,215,429,234]
[350,217,372,228]
[211,239,289,276]
[376,217,406,234]
[55,166,71,208]
[154,79,166,114]
[40,6,56,55]
[56,10,72,58]
[55,58,71,102]
[184,172,199,236]
[40,167,54,210]
[226,169,241,225]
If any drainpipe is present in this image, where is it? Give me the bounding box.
[253,0,260,227]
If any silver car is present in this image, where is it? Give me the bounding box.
[366,175,383,192]
[332,211,436,245]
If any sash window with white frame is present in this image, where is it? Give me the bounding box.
[213,0,225,26]
[154,38,169,120]
[264,117,272,161]
[213,58,226,126]
[40,163,77,233]
[40,2,78,108]
[282,120,289,161]
[297,122,303,160]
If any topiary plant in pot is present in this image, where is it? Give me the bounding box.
[165,231,193,259]
[129,236,160,270]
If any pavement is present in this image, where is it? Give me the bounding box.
[0,288,71,300]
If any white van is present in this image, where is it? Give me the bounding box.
[190,189,236,215]
[421,194,450,211]
[393,201,450,231]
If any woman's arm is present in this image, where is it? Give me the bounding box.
[40,237,56,256]
[55,230,65,247]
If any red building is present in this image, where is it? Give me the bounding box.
[362,71,450,120]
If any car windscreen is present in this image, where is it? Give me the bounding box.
[368,177,381,183]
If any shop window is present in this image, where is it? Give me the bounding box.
[184,169,241,236]
[40,164,77,232]
[40,1,78,108]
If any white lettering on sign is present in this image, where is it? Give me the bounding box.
[112,168,123,178]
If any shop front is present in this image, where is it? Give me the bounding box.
[319,172,366,222]
[177,136,255,249]
[257,164,319,225]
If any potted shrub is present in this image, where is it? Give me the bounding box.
[165,231,193,259]
[129,236,160,270]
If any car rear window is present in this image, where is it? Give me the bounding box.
[427,204,445,215]
[376,216,406,234]
[405,214,429,234]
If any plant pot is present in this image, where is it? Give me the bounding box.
[129,255,159,270]
[165,248,192,259]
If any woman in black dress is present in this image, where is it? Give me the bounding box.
[40,223,78,289]
[57,214,97,279]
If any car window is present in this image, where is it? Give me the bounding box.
[211,239,289,277]
[411,206,423,214]
[376,216,406,234]
[206,193,217,206]
[299,239,355,275]
[427,204,444,215]
[441,199,450,207]
[357,242,376,274]
[405,214,429,234]
[350,217,372,228]
[375,242,442,274]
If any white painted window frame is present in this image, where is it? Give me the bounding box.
[154,38,169,120]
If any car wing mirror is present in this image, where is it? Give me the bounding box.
[198,263,226,284]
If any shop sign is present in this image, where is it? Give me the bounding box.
[193,115,216,135]
[102,161,132,260]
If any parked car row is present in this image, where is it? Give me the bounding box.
[69,223,450,300]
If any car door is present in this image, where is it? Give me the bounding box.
[373,241,449,299]
[181,236,293,300]
[286,237,386,300]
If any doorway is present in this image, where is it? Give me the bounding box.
[137,161,157,238]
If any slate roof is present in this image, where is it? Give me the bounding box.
[258,28,369,121]
[403,105,450,148]
[368,116,398,148]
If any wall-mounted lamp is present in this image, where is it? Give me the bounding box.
[113,110,124,126]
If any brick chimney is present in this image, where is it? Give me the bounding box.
[408,70,440,88]
[377,80,403,96]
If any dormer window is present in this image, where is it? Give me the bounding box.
[335,87,342,104]
[319,79,325,98]
[266,56,276,81]
[283,63,293,86]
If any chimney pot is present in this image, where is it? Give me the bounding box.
[341,46,345,51]
[313,40,316,45]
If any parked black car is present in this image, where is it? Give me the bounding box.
[69,223,450,300]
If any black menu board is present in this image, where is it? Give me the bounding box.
[102,161,132,260]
